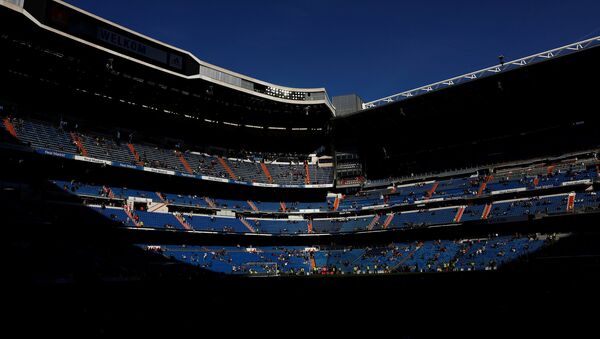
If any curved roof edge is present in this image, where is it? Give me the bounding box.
[6,0,336,115]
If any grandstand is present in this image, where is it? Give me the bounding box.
[5,116,334,187]
[1,0,600,334]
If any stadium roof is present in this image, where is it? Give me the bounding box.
[363,35,600,110]
[3,0,599,124]
[2,0,336,114]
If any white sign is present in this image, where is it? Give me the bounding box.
[143,167,175,175]
[491,187,527,195]
[562,180,592,186]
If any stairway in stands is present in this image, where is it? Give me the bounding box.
[260,162,273,183]
[477,176,494,196]
[246,200,259,212]
[382,214,395,229]
[567,193,576,212]
[454,206,466,222]
[391,242,423,272]
[333,195,341,211]
[304,162,311,184]
[239,217,257,233]
[309,253,317,271]
[147,192,169,212]
[218,157,238,180]
[204,197,217,208]
[127,143,145,166]
[178,153,194,174]
[174,213,193,231]
[70,132,88,157]
[481,204,493,219]
[367,215,381,230]
[2,118,17,138]
[425,182,439,200]
[123,205,141,227]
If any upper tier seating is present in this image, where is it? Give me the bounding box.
[268,163,307,185]
[77,133,135,164]
[11,118,78,154]
[4,117,333,186]
[135,143,187,172]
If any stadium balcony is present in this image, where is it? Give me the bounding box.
[160,193,210,209]
[185,215,248,233]
[7,117,78,155]
[249,218,309,235]
[49,156,599,236]
[135,143,187,173]
[575,191,600,211]
[311,216,377,233]
[461,205,487,222]
[361,148,600,191]
[225,158,265,183]
[268,162,308,185]
[337,165,597,212]
[78,133,136,164]
[2,116,334,188]
[183,152,228,178]
[64,180,600,235]
[387,207,458,230]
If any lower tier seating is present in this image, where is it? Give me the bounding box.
[140,234,553,276]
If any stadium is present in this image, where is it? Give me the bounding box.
[2,0,600,335]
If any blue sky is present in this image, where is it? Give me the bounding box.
[65,0,600,102]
